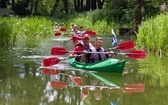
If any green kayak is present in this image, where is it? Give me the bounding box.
[69,58,125,73]
[87,72,124,88]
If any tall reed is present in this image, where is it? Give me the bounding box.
[0,15,119,46]
[0,17,13,45]
[136,13,168,54]
[0,16,53,46]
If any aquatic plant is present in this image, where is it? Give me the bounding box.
[136,12,168,54]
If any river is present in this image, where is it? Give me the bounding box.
[0,36,168,105]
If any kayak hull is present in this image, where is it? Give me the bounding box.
[69,58,125,73]
[87,72,124,88]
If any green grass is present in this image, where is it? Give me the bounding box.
[65,16,119,36]
[136,12,168,54]
[1,9,131,46]
[0,16,53,46]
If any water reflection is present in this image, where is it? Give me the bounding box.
[138,54,168,87]
[39,67,146,105]
[0,36,168,105]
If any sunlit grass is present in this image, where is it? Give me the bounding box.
[0,15,120,46]
[65,16,119,36]
[0,16,53,46]
[136,12,168,54]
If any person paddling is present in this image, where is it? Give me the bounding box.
[81,37,114,63]
[69,34,93,61]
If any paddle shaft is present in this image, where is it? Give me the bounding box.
[68,50,110,54]
[50,80,121,89]
[60,49,145,57]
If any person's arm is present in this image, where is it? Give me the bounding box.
[81,49,91,62]
[80,50,87,62]
[108,51,114,58]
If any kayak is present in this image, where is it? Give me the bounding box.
[87,72,124,88]
[68,58,125,73]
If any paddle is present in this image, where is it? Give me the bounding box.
[42,68,82,85]
[50,78,145,93]
[50,47,146,58]
[120,83,145,94]
[50,80,121,89]
[42,56,81,67]
[60,27,66,31]
[42,57,61,67]
[50,81,68,89]
[107,40,134,51]
[51,40,134,55]
[55,32,61,36]
[43,50,146,66]
[85,30,96,36]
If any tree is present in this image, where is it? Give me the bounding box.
[135,0,144,33]
[62,0,68,13]
[11,0,15,12]
[86,0,90,11]
[97,0,104,9]
[0,0,7,8]
[91,0,96,10]
[50,0,60,16]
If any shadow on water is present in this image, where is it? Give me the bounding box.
[0,36,168,105]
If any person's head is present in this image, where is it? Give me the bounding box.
[94,87,102,100]
[79,26,84,31]
[81,87,89,99]
[73,26,78,32]
[71,24,74,27]
[82,34,90,46]
[94,37,103,49]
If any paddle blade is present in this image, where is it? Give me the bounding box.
[85,30,96,36]
[55,32,61,36]
[85,30,92,34]
[43,57,61,66]
[121,83,145,93]
[50,81,67,89]
[42,68,60,75]
[51,47,68,55]
[127,50,146,59]
[70,76,82,85]
[117,40,134,50]
[60,27,66,31]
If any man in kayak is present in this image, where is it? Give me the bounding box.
[69,34,93,61]
[81,37,114,63]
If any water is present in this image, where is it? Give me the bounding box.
[0,36,168,105]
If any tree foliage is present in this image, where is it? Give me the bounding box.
[0,0,167,30]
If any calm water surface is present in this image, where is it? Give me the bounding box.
[0,36,168,105]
